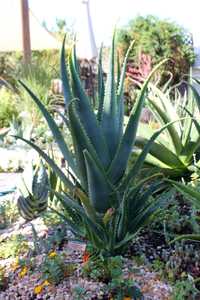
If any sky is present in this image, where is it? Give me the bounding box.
[29,0,200,46]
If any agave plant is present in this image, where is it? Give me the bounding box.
[15,35,171,255]
[17,160,49,221]
[134,80,200,179]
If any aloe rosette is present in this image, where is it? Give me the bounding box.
[15,34,171,254]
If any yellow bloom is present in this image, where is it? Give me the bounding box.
[34,284,43,295]
[19,266,28,278]
[48,251,57,258]
[123,297,132,300]
[11,258,20,271]
[43,280,50,286]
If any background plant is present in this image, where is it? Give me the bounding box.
[16,60,59,127]
[0,198,19,229]
[0,86,19,128]
[117,15,195,85]
[0,234,28,259]
[134,81,200,179]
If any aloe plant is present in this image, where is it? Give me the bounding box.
[17,161,49,221]
[15,35,171,255]
[134,80,200,179]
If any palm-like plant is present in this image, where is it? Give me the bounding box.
[15,35,171,255]
[134,81,200,179]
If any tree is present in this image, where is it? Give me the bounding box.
[117,15,195,85]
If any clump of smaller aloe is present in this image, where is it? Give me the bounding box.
[17,160,49,221]
[134,77,200,179]
[16,33,171,255]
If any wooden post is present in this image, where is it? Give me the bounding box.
[20,0,31,63]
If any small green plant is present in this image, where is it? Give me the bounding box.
[16,60,57,127]
[172,278,199,300]
[0,234,28,259]
[0,205,6,229]
[0,266,8,291]
[150,193,200,238]
[41,251,74,284]
[72,285,87,300]
[82,254,123,282]
[169,180,200,242]
[107,278,143,300]
[82,254,143,299]
[0,86,19,128]
[0,199,20,228]
[29,223,68,255]
[17,160,49,221]
[151,258,165,273]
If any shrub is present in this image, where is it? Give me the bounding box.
[0,87,19,128]
[117,15,195,85]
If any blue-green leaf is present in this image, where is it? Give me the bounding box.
[84,149,112,214]
[14,136,75,192]
[101,32,118,157]
[18,81,77,175]
[108,59,168,183]
[60,36,73,108]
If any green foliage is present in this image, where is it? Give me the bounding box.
[16,61,58,126]
[0,87,19,128]
[29,223,68,255]
[0,266,8,291]
[41,251,74,284]
[0,199,19,229]
[82,254,123,281]
[0,234,28,259]
[16,35,171,255]
[134,81,200,180]
[17,160,49,221]
[169,179,200,242]
[107,278,142,300]
[82,256,142,300]
[42,210,63,227]
[0,205,6,230]
[172,279,199,300]
[117,15,195,84]
[149,191,200,239]
[0,52,22,87]
[83,255,143,299]
[72,285,87,300]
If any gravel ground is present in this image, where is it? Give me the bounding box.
[0,248,172,300]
